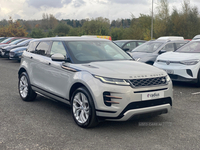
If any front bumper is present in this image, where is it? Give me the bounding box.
[154,62,200,82]
[9,52,22,60]
[90,78,173,121]
[1,49,9,58]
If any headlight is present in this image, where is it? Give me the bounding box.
[94,75,130,86]
[180,59,199,65]
[16,51,24,53]
[166,75,171,83]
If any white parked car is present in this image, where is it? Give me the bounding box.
[18,37,173,128]
[154,39,200,85]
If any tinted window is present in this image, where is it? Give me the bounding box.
[17,39,32,46]
[27,42,39,53]
[9,39,25,45]
[50,42,66,56]
[36,41,51,56]
[175,43,186,50]
[138,41,145,45]
[162,43,174,51]
[132,42,163,53]
[1,38,13,43]
[113,41,126,47]
[123,42,136,50]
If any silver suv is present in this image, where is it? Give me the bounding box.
[18,37,173,128]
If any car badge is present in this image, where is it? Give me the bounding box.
[166,61,170,65]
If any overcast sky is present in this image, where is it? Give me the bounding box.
[0,0,199,21]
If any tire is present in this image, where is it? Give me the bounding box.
[71,87,98,128]
[196,70,200,87]
[18,72,37,101]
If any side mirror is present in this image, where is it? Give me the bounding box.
[159,49,167,54]
[51,53,70,62]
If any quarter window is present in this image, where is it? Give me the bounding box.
[50,42,66,56]
[35,41,51,56]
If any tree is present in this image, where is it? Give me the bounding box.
[0,17,28,37]
[54,23,71,36]
[154,0,170,38]
[30,25,46,38]
[80,17,110,35]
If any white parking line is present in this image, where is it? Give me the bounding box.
[192,92,200,95]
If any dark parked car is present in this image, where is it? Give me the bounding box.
[113,40,146,52]
[0,38,28,57]
[9,46,28,61]
[0,39,32,57]
[130,37,189,65]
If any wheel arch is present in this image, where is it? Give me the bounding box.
[69,82,97,107]
[18,67,27,78]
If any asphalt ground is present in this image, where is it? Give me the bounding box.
[0,57,200,150]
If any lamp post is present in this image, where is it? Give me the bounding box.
[151,0,153,39]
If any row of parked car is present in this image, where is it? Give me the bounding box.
[115,36,200,86]
[0,37,33,60]
[1,35,200,87]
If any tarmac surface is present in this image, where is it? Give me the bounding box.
[0,58,200,150]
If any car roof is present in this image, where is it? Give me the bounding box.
[113,40,146,42]
[157,36,184,41]
[29,37,110,43]
[151,39,188,43]
[192,35,200,40]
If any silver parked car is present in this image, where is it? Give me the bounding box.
[130,36,189,65]
[18,37,173,128]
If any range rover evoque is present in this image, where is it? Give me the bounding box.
[18,37,173,128]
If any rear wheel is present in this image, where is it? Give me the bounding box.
[18,72,37,101]
[71,87,98,128]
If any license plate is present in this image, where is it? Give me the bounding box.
[142,91,164,100]
[164,69,174,74]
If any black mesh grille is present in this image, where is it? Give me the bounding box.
[129,76,167,87]
[2,49,6,52]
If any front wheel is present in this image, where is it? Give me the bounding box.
[197,70,200,87]
[71,87,98,128]
[18,72,37,101]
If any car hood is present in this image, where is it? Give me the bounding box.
[0,44,9,48]
[10,46,27,52]
[67,60,166,79]
[130,52,157,62]
[157,51,200,61]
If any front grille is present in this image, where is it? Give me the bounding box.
[129,76,167,87]
[2,49,6,52]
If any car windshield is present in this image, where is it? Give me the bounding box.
[9,39,25,45]
[1,38,13,43]
[132,41,163,53]
[17,39,32,46]
[66,41,132,63]
[113,41,127,47]
[176,41,200,53]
